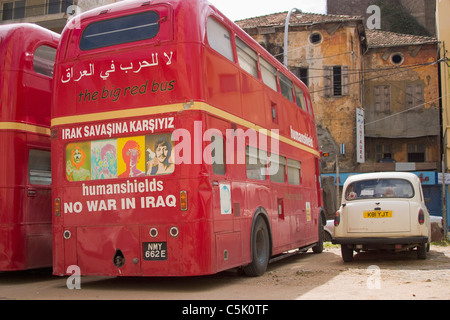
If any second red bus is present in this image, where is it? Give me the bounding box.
[0,23,59,271]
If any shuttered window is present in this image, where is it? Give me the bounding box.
[374,85,391,112]
[405,84,424,109]
[324,66,349,97]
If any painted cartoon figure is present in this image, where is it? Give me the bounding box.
[146,137,175,175]
[91,140,118,179]
[66,144,91,181]
[119,139,145,178]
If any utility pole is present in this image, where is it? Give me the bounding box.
[283,8,301,67]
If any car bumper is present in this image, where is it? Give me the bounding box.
[332,236,429,246]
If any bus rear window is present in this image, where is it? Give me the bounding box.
[34,45,56,77]
[80,11,161,50]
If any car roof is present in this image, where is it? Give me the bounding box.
[343,172,420,186]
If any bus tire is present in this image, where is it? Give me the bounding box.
[243,216,270,277]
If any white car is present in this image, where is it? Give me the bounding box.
[332,172,431,262]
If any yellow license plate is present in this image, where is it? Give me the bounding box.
[364,211,392,218]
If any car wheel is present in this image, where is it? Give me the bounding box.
[313,217,324,254]
[341,245,353,262]
[417,244,427,259]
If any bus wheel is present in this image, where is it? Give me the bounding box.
[243,217,270,277]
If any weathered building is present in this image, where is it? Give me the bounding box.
[237,11,440,216]
[363,29,440,173]
[237,12,367,173]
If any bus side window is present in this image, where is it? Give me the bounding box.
[211,134,226,175]
[269,155,286,183]
[236,37,258,78]
[287,159,301,185]
[29,149,51,185]
[246,146,265,181]
[260,57,277,91]
[306,97,313,115]
[33,45,56,77]
[294,85,307,112]
[279,73,294,102]
[207,17,234,62]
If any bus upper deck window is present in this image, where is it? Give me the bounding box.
[206,17,234,62]
[260,57,277,92]
[279,73,294,102]
[294,85,307,112]
[236,37,258,78]
[33,45,56,77]
[80,11,161,50]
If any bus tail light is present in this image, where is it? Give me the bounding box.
[334,211,341,226]
[180,191,188,211]
[55,198,61,217]
[418,208,425,225]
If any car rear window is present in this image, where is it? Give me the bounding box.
[80,11,161,51]
[345,178,414,201]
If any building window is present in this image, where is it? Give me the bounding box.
[376,144,393,162]
[2,2,13,20]
[374,85,391,112]
[405,84,424,109]
[324,66,349,97]
[2,1,25,20]
[48,0,73,14]
[407,144,425,163]
[309,32,322,45]
[391,53,404,65]
[291,67,308,87]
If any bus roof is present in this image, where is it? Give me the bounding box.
[0,23,59,71]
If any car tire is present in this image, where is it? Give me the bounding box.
[313,217,324,254]
[417,244,427,259]
[341,245,354,262]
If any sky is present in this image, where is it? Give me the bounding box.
[208,0,327,21]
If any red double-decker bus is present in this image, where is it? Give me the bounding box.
[0,24,59,271]
[51,0,325,277]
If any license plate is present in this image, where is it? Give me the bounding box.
[143,242,167,261]
[364,211,392,218]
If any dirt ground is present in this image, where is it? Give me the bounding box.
[0,243,449,300]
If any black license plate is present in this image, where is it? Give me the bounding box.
[143,242,167,261]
